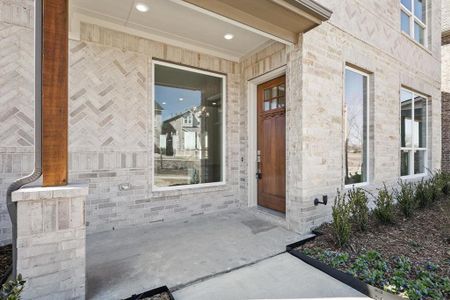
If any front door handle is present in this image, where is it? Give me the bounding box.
[256,150,262,180]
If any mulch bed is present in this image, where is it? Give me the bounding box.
[298,198,450,278]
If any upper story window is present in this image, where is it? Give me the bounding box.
[400,0,427,46]
[153,61,225,189]
[400,88,428,177]
[344,66,369,186]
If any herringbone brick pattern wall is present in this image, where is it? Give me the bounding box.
[0,0,34,245]
[68,24,241,234]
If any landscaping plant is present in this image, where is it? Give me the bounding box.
[395,180,416,218]
[331,191,351,247]
[303,248,450,300]
[347,187,369,232]
[373,184,395,224]
[415,179,434,208]
[0,274,25,300]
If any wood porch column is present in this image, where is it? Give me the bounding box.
[42,0,69,186]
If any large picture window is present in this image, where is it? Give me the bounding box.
[153,61,225,188]
[400,0,427,46]
[344,67,369,186]
[400,88,428,176]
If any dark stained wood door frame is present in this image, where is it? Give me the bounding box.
[42,0,69,186]
[257,75,286,213]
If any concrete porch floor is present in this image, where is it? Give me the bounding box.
[87,208,304,299]
[87,208,366,300]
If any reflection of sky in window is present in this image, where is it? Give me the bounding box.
[345,69,365,147]
[155,86,201,121]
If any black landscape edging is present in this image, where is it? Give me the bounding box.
[286,235,405,300]
[123,285,175,300]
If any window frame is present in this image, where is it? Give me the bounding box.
[400,0,427,47]
[151,60,227,192]
[343,66,370,188]
[400,87,428,179]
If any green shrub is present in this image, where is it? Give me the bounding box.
[304,248,450,300]
[395,180,416,218]
[429,169,450,199]
[347,187,369,232]
[0,274,25,300]
[439,171,450,195]
[373,184,395,224]
[415,179,434,208]
[331,191,351,248]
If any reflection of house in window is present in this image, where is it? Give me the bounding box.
[153,62,224,188]
[160,108,204,156]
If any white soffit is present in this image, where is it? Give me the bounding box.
[69,0,273,61]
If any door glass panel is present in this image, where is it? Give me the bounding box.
[264,89,271,100]
[271,87,278,98]
[278,97,285,108]
[401,89,413,147]
[264,101,270,111]
[271,99,277,109]
[278,84,285,97]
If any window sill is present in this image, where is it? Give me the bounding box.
[400,173,428,181]
[400,31,432,55]
[151,181,227,195]
[344,182,369,190]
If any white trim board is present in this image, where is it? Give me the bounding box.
[247,66,287,208]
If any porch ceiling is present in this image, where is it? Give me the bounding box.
[70,0,332,61]
[182,0,333,44]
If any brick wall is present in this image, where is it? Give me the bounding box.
[13,186,87,299]
[0,0,35,245]
[0,0,443,242]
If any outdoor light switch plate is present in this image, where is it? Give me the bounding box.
[119,183,131,191]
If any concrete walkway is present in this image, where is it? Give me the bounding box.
[173,253,368,300]
[87,209,303,299]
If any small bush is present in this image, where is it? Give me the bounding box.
[415,179,434,208]
[395,180,416,218]
[439,171,450,195]
[429,169,450,199]
[347,187,369,232]
[331,191,351,248]
[373,184,395,224]
[0,274,25,300]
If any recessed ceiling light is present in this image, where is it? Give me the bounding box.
[179,98,184,101]
[212,102,217,105]
[162,102,166,105]
[135,3,149,12]
[224,33,234,40]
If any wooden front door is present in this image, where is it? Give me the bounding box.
[257,76,286,213]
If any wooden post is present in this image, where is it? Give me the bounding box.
[42,0,68,186]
